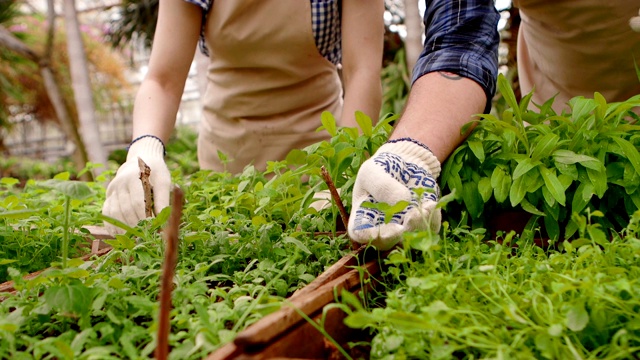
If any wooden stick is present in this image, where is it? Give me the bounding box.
[319,166,349,231]
[155,186,184,360]
[138,157,154,217]
[320,166,358,250]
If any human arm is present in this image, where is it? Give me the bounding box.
[131,0,202,142]
[102,0,202,233]
[339,0,384,128]
[348,0,500,249]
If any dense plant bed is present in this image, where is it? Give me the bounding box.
[0,114,394,358]
[341,211,640,359]
[0,173,106,283]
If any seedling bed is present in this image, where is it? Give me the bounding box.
[208,245,381,359]
[1,223,381,359]
[0,225,113,295]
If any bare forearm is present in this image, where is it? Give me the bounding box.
[131,80,185,143]
[341,71,382,128]
[390,71,486,162]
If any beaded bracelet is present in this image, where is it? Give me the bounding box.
[128,134,166,156]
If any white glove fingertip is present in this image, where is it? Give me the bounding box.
[371,223,404,251]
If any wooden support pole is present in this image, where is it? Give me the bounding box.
[155,186,183,360]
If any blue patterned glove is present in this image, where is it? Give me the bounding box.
[348,138,441,250]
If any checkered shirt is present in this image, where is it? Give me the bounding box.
[413,0,500,112]
[184,0,342,65]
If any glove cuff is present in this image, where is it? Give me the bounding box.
[381,138,441,178]
[126,135,166,162]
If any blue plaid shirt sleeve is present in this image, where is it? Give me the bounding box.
[412,0,500,112]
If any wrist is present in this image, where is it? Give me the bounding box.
[379,138,441,178]
[126,135,166,161]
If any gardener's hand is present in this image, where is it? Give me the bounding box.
[102,136,171,235]
[348,138,441,250]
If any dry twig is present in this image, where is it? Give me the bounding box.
[319,166,359,250]
[155,186,184,360]
[138,157,154,217]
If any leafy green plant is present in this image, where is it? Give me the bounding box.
[441,73,640,240]
[342,210,640,359]
[0,118,392,358]
[0,172,103,282]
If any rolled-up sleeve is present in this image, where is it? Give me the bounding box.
[412,0,500,113]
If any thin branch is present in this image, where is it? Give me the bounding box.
[138,157,154,217]
[155,186,183,360]
[319,166,359,250]
[320,166,349,230]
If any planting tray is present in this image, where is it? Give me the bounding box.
[207,246,382,360]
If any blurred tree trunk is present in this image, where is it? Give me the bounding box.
[403,0,423,78]
[0,24,91,178]
[63,0,107,174]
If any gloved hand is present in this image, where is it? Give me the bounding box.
[102,136,171,235]
[348,138,441,250]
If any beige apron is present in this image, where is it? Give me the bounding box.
[514,0,640,112]
[197,0,343,173]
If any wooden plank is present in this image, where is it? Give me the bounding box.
[0,246,112,295]
[232,259,380,349]
[209,290,373,360]
[288,248,361,300]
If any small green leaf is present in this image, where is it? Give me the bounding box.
[355,111,373,136]
[53,172,71,181]
[468,141,485,162]
[510,176,527,207]
[553,150,602,171]
[565,302,589,332]
[513,158,539,180]
[39,179,95,200]
[344,313,375,329]
[341,289,364,311]
[539,166,566,206]
[586,167,608,198]
[44,283,93,316]
[530,133,559,162]
[520,198,545,216]
[497,73,521,121]
[462,182,483,219]
[0,177,19,186]
[320,111,338,137]
[594,92,607,120]
[610,137,640,176]
[477,177,492,202]
[569,98,597,122]
[283,236,312,255]
[491,166,511,203]
[548,324,563,337]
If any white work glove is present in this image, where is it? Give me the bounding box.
[102,136,171,235]
[348,138,441,250]
[631,9,640,32]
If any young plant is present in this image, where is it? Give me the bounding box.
[441,73,640,241]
